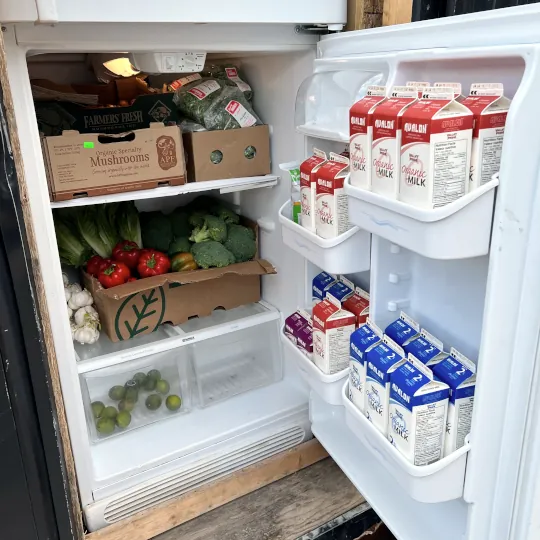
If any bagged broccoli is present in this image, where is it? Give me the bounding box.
[202,64,253,102]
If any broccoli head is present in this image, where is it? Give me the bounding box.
[168,236,192,256]
[169,209,191,238]
[189,210,206,229]
[213,206,240,225]
[140,212,172,252]
[224,224,257,262]
[189,215,227,243]
[188,195,220,212]
[191,241,236,269]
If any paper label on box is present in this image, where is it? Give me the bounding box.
[169,73,202,91]
[188,80,221,100]
[224,100,257,127]
[225,67,252,93]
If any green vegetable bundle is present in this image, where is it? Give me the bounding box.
[201,63,253,102]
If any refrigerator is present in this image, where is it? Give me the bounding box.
[1,2,540,539]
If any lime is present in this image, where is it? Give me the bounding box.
[108,385,126,401]
[166,395,182,411]
[145,394,162,411]
[125,378,139,389]
[119,399,136,412]
[147,369,161,382]
[143,377,156,391]
[156,379,170,395]
[116,411,132,429]
[91,401,105,419]
[96,417,115,435]
[133,372,147,386]
[124,380,139,401]
[102,406,118,420]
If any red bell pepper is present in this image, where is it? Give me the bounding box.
[86,255,104,277]
[112,240,140,270]
[137,250,171,278]
[98,262,131,289]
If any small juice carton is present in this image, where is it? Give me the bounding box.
[342,287,370,328]
[284,309,311,345]
[371,86,418,199]
[434,82,464,101]
[406,81,430,98]
[312,271,337,306]
[432,347,476,457]
[349,319,382,412]
[315,153,350,239]
[349,86,387,190]
[300,149,327,231]
[326,276,355,304]
[388,354,450,465]
[365,335,406,435]
[461,83,511,191]
[312,297,356,375]
[399,86,473,209]
[403,328,448,366]
[384,312,420,349]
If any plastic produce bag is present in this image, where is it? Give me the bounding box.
[178,117,207,133]
[202,64,253,101]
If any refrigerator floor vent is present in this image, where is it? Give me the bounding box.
[102,425,305,524]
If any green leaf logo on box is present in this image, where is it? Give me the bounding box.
[114,287,166,341]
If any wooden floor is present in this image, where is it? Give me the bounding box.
[153,458,365,540]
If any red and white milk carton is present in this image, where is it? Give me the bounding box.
[399,87,473,209]
[461,83,511,191]
[434,82,464,101]
[349,86,387,190]
[300,149,327,232]
[371,87,418,199]
[406,81,430,98]
[312,297,356,375]
[315,153,350,239]
[342,287,370,328]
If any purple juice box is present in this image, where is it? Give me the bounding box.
[296,324,313,357]
[284,310,311,344]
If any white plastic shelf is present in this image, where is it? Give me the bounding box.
[51,175,279,208]
[279,200,371,274]
[280,325,348,406]
[341,381,470,503]
[345,175,499,260]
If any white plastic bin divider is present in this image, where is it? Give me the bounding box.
[296,125,350,143]
[280,325,348,406]
[341,380,470,503]
[278,200,371,274]
[345,174,500,260]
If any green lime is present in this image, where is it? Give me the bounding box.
[145,394,162,411]
[166,394,182,411]
[156,379,170,395]
[147,369,161,382]
[119,399,136,412]
[91,401,105,419]
[108,385,126,401]
[125,378,139,389]
[143,377,156,391]
[133,372,147,386]
[102,406,118,420]
[116,411,132,429]
[124,380,139,401]
[96,417,115,435]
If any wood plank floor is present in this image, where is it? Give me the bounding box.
[153,458,365,540]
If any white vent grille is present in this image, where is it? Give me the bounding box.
[103,425,305,523]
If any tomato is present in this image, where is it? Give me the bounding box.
[112,240,140,270]
[137,250,171,278]
[86,255,104,277]
[98,262,131,289]
[170,252,198,272]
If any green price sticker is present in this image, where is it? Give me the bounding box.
[83,142,94,149]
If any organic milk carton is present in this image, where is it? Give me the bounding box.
[434,82,464,101]
[312,297,356,375]
[461,83,511,191]
[399,87,473,209]
[403,328,448,366]
[388,355,450,465]
[300,149,327,231]
[349,86,387,190]
[365,335,406,435]
[432,347,476,457]
[326,276,355,304]
[406,81,430,98]
[312,271,337,306]
[371,87,418,199]
[315,153,351,239]
[384,312,420,349]
[349,319,382,411]
[343,287,370,328]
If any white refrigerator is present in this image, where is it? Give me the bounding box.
[2,2,540,539]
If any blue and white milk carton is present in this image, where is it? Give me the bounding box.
[349,319,382,412]
[388,355,450,465]
[432,347,476,457]
[365,335,406,435]
[403,328,448,366]
[326,276,355,304]
[384,311,420,348]
[312,272,337,306]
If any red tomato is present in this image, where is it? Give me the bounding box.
[98,262,131,289]
[112,240,140,270]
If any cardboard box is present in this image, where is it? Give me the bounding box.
[182,125,271,182]
[43,123,186,201]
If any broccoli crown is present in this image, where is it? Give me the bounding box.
[140,212,172,252]
[189,210,206,229]
[169,209,191,238]
[224,224,257,263]
[168,236,192,256]
[189,215,227,243]
[191,241,236,269]
[188,195,220,212]
[214,206,240,225]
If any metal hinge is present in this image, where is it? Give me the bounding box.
[294,24,344,35]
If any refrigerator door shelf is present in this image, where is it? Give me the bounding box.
[280,325,347,406]
[279,200,371,274]
[342,381,470,503]
[345,175,499,260]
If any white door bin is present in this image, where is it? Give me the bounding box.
[342,381,470,503]
[281,326,348,405]
[279,200,371,274]
[344,175,499,260]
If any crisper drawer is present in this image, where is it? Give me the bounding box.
[81,348,191,443]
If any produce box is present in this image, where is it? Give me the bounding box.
[42,123,186,202]
[182,125,271,182]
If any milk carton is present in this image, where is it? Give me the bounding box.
[300,149,327,231]
[349,86,387,190]
[284,310,311,345]
[432,347,476,457]
[388,355,450,465]
[461,83,511,191]
[312,297,356,375]
[406,81,430,98]
[371,86,418,199]
[384,312,420,349]
[434,82,464,101]
[342,287,370,328]
[349,319,382,412]
[399,87,473,209]
[315,153,350,239]
[403,328,448,366]
[312,271,337,306]
[326,276,355,304]
[365,335,406,435]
